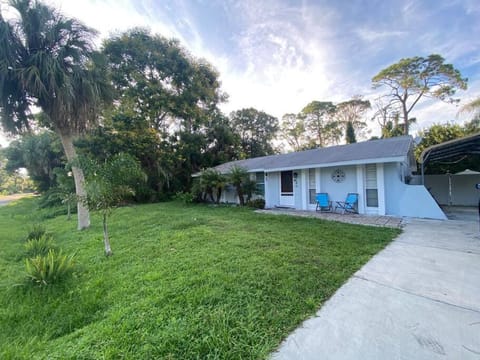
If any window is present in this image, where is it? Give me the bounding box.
[365,164,378,208]
[308,169,316,204]
[255,172,265,196]
[366,189,378,207]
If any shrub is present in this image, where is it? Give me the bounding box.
[25,250,76,286]
[24,235,56,257]
[26,224,47,241]
[246,198,265,209]
[174,191,194,204]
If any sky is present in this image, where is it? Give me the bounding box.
[1,0,479,147]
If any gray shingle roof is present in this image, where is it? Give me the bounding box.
[214,136,413,173]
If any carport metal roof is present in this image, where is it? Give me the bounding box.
[419,132,480,182]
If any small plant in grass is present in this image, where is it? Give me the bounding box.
[25,234,56,257]
[81,153,146,256]
[25,249,76,286]
[25,224,47,241]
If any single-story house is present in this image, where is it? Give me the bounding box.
[212,136,447,220]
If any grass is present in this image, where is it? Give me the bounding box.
[0,198,400,359]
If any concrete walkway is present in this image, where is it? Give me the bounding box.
[272,218,480,359]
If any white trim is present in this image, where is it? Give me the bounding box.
[364,164,379,215]
[356,165,365,214]
[301,169,308,210]
[316,168,322,192]
[306,168,316,210]
[377,163,386,215]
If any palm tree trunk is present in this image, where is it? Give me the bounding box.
[58,133,90,230]
[237,186,244,206]
[103,213,113,256]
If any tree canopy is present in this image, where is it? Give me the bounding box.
[334,98,371,143]
[280,113,308,151]
[300,101,339,147]
[372,54,467,135]
[229,108,279,158]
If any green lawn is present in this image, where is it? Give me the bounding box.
[0,199,400,359]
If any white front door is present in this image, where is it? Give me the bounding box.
[280,171,294,206]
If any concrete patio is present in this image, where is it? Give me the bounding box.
[271,216,480,359]
[256,208,404,228]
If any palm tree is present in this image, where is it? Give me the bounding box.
[199,169,226,204]
[0,0,110,229]
[228,166,249,206]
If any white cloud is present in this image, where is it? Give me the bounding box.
[211,0,346,117]
[356,29,407,42]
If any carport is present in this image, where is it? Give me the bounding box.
[419,132,480,219]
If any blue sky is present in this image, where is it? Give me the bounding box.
[1,0,479,146]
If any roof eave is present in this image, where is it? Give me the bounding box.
[242,156,407,173]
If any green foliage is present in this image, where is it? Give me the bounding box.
[198,169,227,203]
[26,224,47,241]
[0,0,109,135]
[103,28,224,133]
[25,249,76,287]
[335,98,370,142]
[229,108,279,158]
[0,198,399,358]
[4,131,65,191]
[246,198,266,209]
[0,0,114,229]
[174,191,195,204]
[415,120,480,174]
[227,166,249,206]
[100,29,229,196]
[372,54,468,134]
[38,167,76,215]
[25,235,56,258]
[82,153,146,255]
[82,153,146,214]
[281,113,308,151]
[300,101,340,147]
[345,122,357,143]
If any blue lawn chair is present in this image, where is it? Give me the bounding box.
[335,193,359,214]
[315,193,332,212]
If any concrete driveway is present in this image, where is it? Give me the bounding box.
[272,217,480,359]
[0,193,33,206]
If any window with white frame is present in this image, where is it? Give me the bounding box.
[308,169,316,204]
[365,164,378,207]
[255,172,265,197]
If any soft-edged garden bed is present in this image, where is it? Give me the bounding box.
[0,199,400,359]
